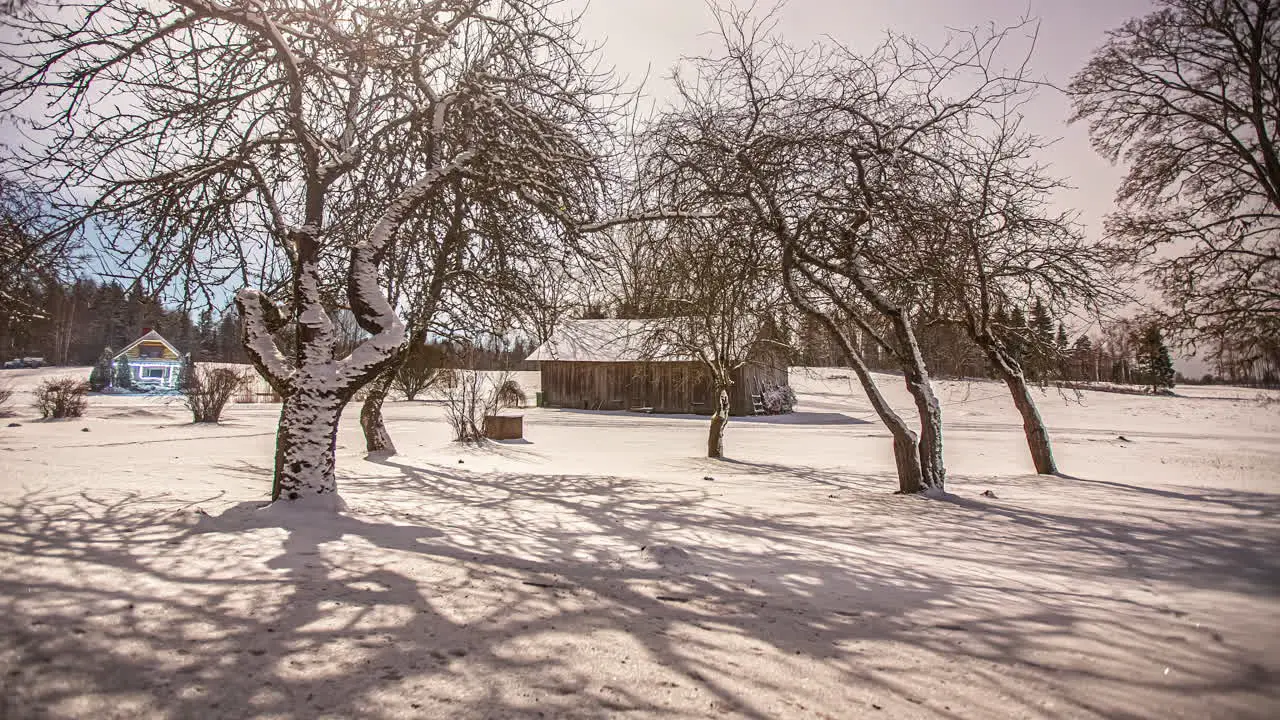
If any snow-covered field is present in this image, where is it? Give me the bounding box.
[1,366,1277,719]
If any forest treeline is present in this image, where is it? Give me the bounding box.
[5,274,1241,391]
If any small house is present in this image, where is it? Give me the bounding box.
[113,328,183,389]
[526,319,790,416]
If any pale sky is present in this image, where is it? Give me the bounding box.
[570,0,1213,373]
[573,0,1154,242]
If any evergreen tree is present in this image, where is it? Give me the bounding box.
[1136,324,1176,393]
[88,346,113,391]
[1071,335,1094,382]
[114,353,133,390]
[196,307,216,359]
[1030,298,1054,347]
[1007,306,1029,364]
[1026,298,1055,382]
[177,352,197,393]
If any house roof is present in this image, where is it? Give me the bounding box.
[525,319,694,363]
[112,329,181,362]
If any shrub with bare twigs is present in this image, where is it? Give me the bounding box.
[443,371,490,442]
[495,378,526,409]
[0,380,13,417]
[393,343,449,401]
[184,366,249,423]
[34,377,88,419]
[442,371,517,442]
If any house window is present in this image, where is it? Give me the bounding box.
[143,368,165,379]
[139,345,164,359]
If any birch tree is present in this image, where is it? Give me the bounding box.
[0,0,610,502]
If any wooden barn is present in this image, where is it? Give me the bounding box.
[526,319,790,416]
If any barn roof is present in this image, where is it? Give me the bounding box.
[525,319,694,363]
[112,328,181,362]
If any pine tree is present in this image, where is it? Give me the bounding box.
[1007,306,1029,365]
[1026,298,1055,382]
[177,352,197,393]
[114,353,133,390]
[1071,335,1094,382]
[196,307,215,359]
[1030,298,1054,347]
[1136,324,1176,393]
[88,346,114,391]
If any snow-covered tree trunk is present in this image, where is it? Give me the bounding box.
[899,349,946,490]
[782,262,926,493]
[707,380,731,459]
[273,386,345,499]
[979,339,1057,474]
[844,262,946,492]
[1004,370,1056,474]
[360,369,397,454]
[845,340,926,494]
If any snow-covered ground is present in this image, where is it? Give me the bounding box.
[1,366,1277,719]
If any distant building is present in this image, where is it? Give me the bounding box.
[526,319,789,415]
[113,328,182,390]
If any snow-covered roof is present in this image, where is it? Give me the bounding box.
[113,329,181,361]
[525,319,693,363]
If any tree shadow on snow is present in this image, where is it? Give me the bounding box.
[0,461,1277,719]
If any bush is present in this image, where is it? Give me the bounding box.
[495,378,526,409]
[393,343,448,401]
[761,383,796,414]
[0,380,13,417]
[34,377,89,419]
[442,371,515,442]
[184,366,249,423]
[442,370,489,442]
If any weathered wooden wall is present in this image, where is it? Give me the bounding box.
[540,360,790,416]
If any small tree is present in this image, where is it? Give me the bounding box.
[184,366,248,423]
[442,370,501,443]
[176,352,197,393]
[113,355,133,390]
[392,343,446,401]
[34,377,88,418]
[494,378,526,409]
[87,347,113,391]
[1135,325,1176,394]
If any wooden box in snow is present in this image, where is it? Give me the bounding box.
[483,415,524,441]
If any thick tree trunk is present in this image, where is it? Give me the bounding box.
[782,254,925,493]
[978,339,1057,475]
[854,359,924,494]
[707,384,730,459]
[360,369,397,454]
[902,368,946,491]
[1003,370,1057,474]
[272,388,346,501]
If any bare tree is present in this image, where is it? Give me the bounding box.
[1071,0,1280,364]
[635,219,784,458]
[1,0,611,502]
[642,7,1038,492]
[0,178,76,326]
[920,113,1123,474]
[184,366,250,423]
[392,342,447,402]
